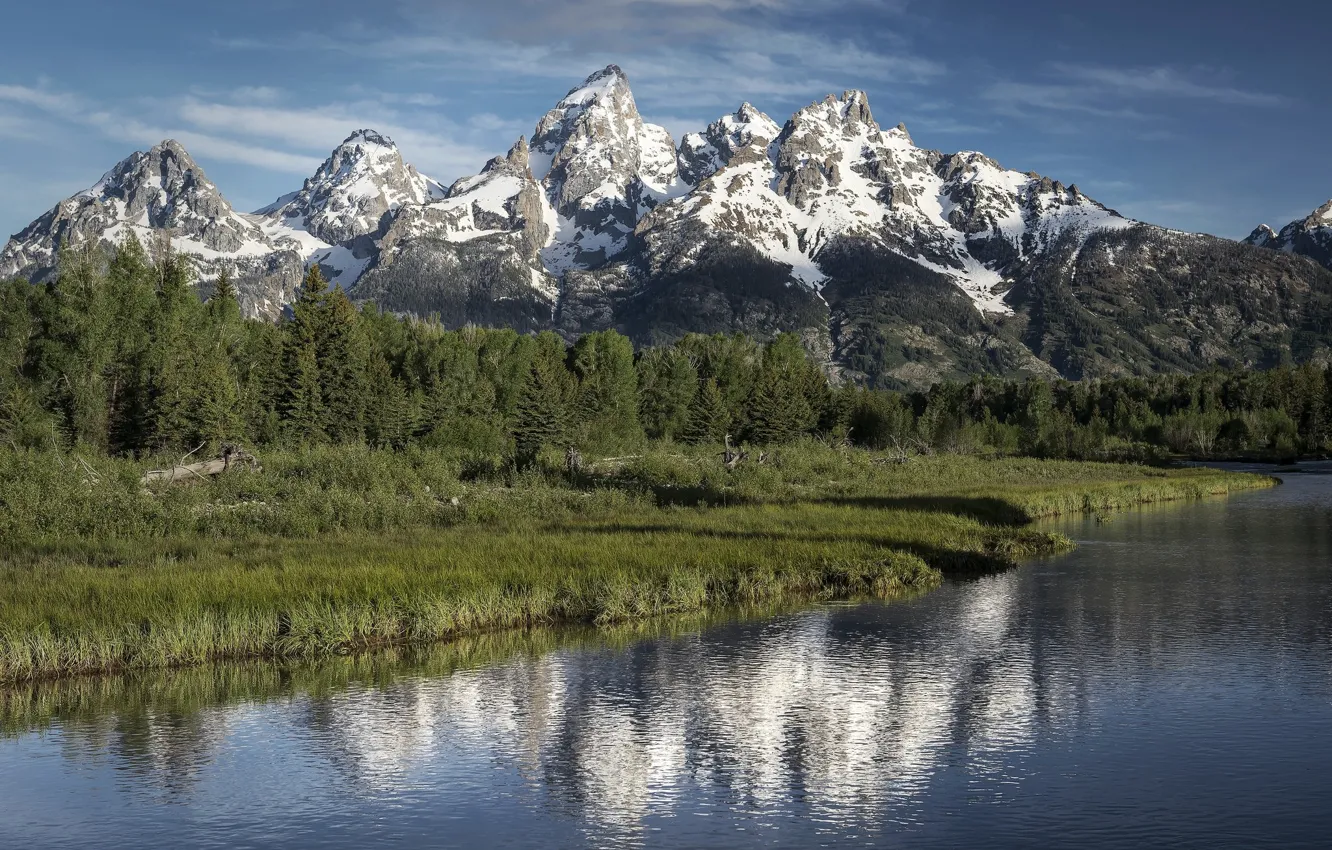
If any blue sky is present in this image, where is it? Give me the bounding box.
[1,0,1328,241]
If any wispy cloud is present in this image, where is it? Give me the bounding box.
[0,80,518,188]
[1052,64,1290,107]
[215,0,941,118]
[172,97,521,178]
[983,63,1289,120]
[0,83,322,173]
[0,84,82,114]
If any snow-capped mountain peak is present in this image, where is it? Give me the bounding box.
[639,88,1137,313]
[678,103,782,185]
[0,139,271,284]
[1245,199,1332,270]
[1247,223,1280,247]
[519,65,683,272]
[531,65,648,208]
[258,129,446,246]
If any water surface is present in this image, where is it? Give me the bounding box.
[3,464,1330,848]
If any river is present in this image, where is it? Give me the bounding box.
[2,464,1330,848]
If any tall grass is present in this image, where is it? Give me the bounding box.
[0,443,1274,683]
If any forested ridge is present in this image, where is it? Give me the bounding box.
[2,237,1330,463]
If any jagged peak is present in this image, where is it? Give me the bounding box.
[533,65,641,162]
[150,138,193,158]
[506,135,530,169]
[785,89,879,141]
[481,136,531,176]
[677,102,783,185]
[735,102,766,122]
[1246,224,1279,246]
[75,139,215,204]
[840,90,874,124]
[558,65,630,108]
[1311,200,1332,224]
[340,129,396,149]
[723,103,780,135]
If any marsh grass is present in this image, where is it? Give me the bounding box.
[0,603,851,738]
[0,444,1273,683]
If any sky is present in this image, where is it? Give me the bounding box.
[1,0,1328,241]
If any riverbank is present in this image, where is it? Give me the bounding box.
[0,446,1274,683]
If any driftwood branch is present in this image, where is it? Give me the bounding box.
[141,445,261,487]
[721,435,750,470]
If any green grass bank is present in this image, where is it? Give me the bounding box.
[0,445,1274,683]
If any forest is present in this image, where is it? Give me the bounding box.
[2,236,1328,464]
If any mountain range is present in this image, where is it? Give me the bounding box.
[4,65,1331,388]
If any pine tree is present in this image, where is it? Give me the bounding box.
[364,355,419,450]
[684,378,729,445]
[570,330,642,452]
[279,266,329,442]
[741,336,817,445]
[105,234,158,453]
[208,265,242,324]
[317,287,369,443]
[145,254,206,449]
[283,343,325,443]
[513,357,570,465]
[191,342,240,444]
[637,347,698,441]
[744,367,800,445]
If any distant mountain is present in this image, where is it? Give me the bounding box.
[0,130,448,318]
[1246,201,1332,271]
[0,139,307,316]
[5,65,1331,384]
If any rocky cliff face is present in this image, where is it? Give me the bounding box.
[5,66,1331,384]
[528,65,684,271]
[1247,201,1332,271]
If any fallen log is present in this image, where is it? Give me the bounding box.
[141,446,261,487]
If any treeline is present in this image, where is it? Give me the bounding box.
[1,237,1329,462]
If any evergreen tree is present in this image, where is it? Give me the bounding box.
[513,356,571,465]
[364,354,417,450]
[637,347,698,441]
[317,287,369,442]
[191,343,240,444]
[279,266,329,442]
[283,343,325,443]
[105,234,158,453]
[742,335,817,445]
[744,367,802,444]
[684,378,730,445]
[1018,378,1057,457]
[208,266,242,325]
[677,333,762,424]
[145,254,207,449]
[569,330,642,452]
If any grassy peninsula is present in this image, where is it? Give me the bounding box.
[0,444,1272,683]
